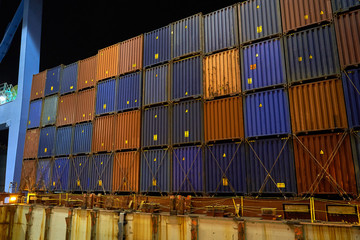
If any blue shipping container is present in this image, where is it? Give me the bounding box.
[246,137,297,194]
[241,38,286,91]
[96,78,116,115]
[204,5,239,54]
[143,64,169,106]
[70,156,90,191]
[284,25,340,83]
[173,100,203,144]
[143,25,171,67]
[173,146,203,193]
[90,154,113,192]
[41,95,58,127]
[142,105,169,147]
[27,99,42,129]
[117,72,141,112]
[342,68,360,129]
[173,13,202,59]
[141,149,170,193]
[205,143,246,194]
[45,65,62,96]
[51,157,70,192]
[38,126,56,158]
[244,89,291,138]
[238,0,282,44]
[55,126,73,156]
[332,0,360,13]
[36,159,52,191]
[172,56,202,101]
[351,132,360,194]
[73,122,93,154]
[60,62,78,95]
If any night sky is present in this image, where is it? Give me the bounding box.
[0,0,240,86]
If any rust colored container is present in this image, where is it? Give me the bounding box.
[114,110,141,151]
[75,88,95,123]
[280,0,333,33]
[56,93,77,126]
[204,96,244,142]
[120,35,143,75]
[289,79,348,133]
[96,43,120,82]
[112,151,140,192]
[23,128,40,159]
[78,55,97,90]
[19,160,37,191]
[293,132,357,195]
[30,70,47,100]
[92,115,115,153]
[334,9,360,69]
[203,49,241,99]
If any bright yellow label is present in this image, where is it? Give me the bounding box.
[259,103,263,108]
[154,158,157,162]
[153,134,158,141]
[98,180,102,187]
[184,131,189,138]
[70,86,73,89]
[156,36,159,40]
[46,133,49,136]
[101,143,104,146]
[103,104,106,109]
[125,140,128,144]
[85,81,88,84]
[101,161,103,165]
[277,183,285,188]
[257,26,262,33]
[257,5,260,9]
[105,70,108,74]
[58,165,61,168]
[64,117,67,121]
[51,86,54,91]
[36,92,38,95]
[185,25,188,29]
[53,181,56,186]
[53,73,55,76]
[304,15,309,20]
[320,150,324,155]
[182,157,185,161]
[154,114,157,118]
[248,78,253,84]
[44,148,47,153]
[185,91,188,96]
[48,116,50,121]
[152,179,157,186]
[155,53,159,59]
[28,120,31,125]
[298,57,302,62]
[256,53,259,57]
[127,101,129,104]
[320,11,324,15]
[185,109,188,113]
[77,180,81,186]
[79,163,82,166]
[223,153,226,158]
[309,55,313,59]
[222,177,228,186]
[132,63,136,68]
[135,99,137,103]
[83,114,85,117]
[250,64,257,70]
[82,130,84,133]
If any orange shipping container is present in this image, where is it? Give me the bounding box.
[204,96,244,142]
[289,79,348,133]
[78,55,97,90]
[203,48,241,99]
[23,128,40,159]
[19,160,36,191]
[30,70,47,100]
[97,43,121,82]
[112,151,140,192]
[115,110,141,151]
[92,115,115,152]
[119,35,143,75]
[56,93,77,126]
[75,88,95,123]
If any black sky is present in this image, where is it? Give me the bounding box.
[0,0,240,86]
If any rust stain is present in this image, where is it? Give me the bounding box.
[19,160,37,191]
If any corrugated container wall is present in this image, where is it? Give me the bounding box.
[57,93,76,126]
[113,151,140,192]
[70,156,90,191]
[73,122,93,155]
[92,115,115,153]
[241,39,286,91]
[205,143,246,193]
[172,100,203,145]
[115,110,141,151]
[116,72,142,112]
[342,68,360,128]
[55,126,73,156]
[351,132,360,193]
[332,0,360,13]
[141,149,170,193]
[41,95,58,127]
[20,160,36,191]
[245,89,291,138]
[142,105,169,147]
[173,146,203,193]
[238,0,282,44]
[36,159,52,191]
[52,157,70,192]
[204,5,238,54]
[97,43,120,81]
[23,129,40,159]
[90,154,113,192]
[280,0,333,33]
[119,35,143,75]
[203,49,241,99]
[172,56,202,101]
[284,25,340,84]
[204,97,244,142]
[95,78,116,115]
[45,65,62,96]
[75,88,95,123]
[38,126,56,158]
[172,13,203,59]
[143,64,169,106]
[77,55,97,90]
[289,79,348,133]
[27,99,42,129]
[60,62,78,95]
[334,10,360,69]
[293,133,357,195]
[246,137,297,194]
[30,70,46,100]
[143,25,171,67]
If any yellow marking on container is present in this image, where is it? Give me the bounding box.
[155,74,158,77]
[135,99,137,103]
[89,113,91,116]
[152,178,157,186]
[223,153,226,158]
[154,158,157,162]
[298,57,303,62]
[70,86,74,90]
[185,109,188,113]
[277,183,285,188]
[320,10,324,15]
[320,150,324,155]
[101,161,103,165]
[28,120,31,125]
[185,91,188,96]
[48,116,50,121]
[156,36,159,39]
[309,55,313,59]
[304,15,309,20]
[250,64,257,70]
[103,104,106,109]
[98,180,102,187]
[222,177,228,186]
[77,180,81,186]
[256,53,259,57]
[53,73,55,76]
[153,134,158,141]
[185,25,188,29]
[79,163,82,166]
[61,100,63,103]
[64,117,67,121]
[36,92,38,95]
[58,165,61,168]
[83,114,85,117]
[248,78,253,84]
[105,70,108,74]
[51,86,54,91]
[85,80,88,84]
[259,103,263,107]
[101,143,104,146]
[127,101,130,105]
[132,63,137,68]
[155,53,159,59]
[91,79,94,82]
[82,130,84,133]
[44,148,47,153]
[257,5,260,9]
[46,133,49,136]
[125,140,128,144]
[257,26,262,33]
[184,131,189,138]
[182,157,185,161]
[53,181,56,186]
[154,114,157,118]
